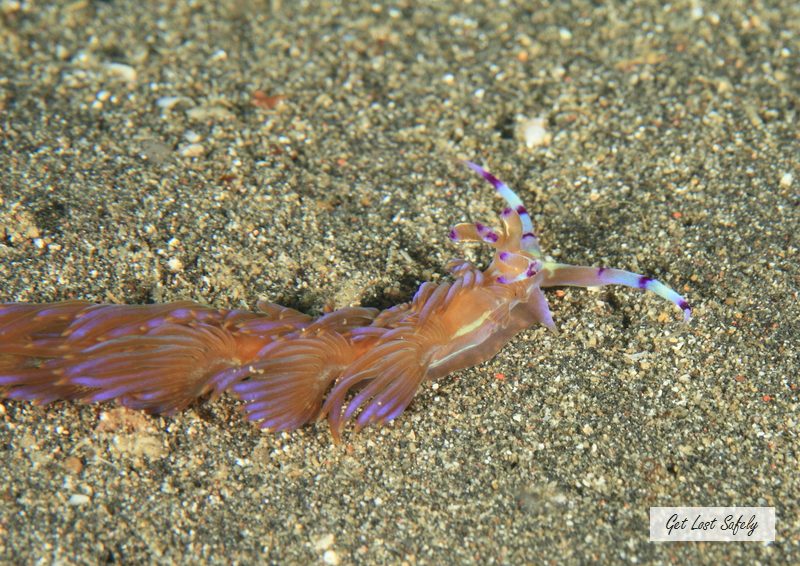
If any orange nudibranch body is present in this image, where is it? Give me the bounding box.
[1,161,691,440]
[427,277,536,379]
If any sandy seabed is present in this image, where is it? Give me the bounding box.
[1,1,797,563]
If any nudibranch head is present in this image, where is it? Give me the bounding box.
[453,160,692,322]
[448,161,544,285]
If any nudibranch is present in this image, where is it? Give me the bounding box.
[0,162,690,441]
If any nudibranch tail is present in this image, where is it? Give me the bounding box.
[540,263,692,322]
[0,300,285,414]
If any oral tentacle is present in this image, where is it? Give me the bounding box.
[540,262,691,322]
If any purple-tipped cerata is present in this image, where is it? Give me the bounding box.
[0,160,692,442]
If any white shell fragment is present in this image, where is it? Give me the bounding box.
[103,62,137,83]
[519,115,551,149]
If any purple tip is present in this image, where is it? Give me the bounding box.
[486,233,499,243]
[526,264,537,277]
[448,229,458,240]
[522,232,536,240]
[499,251,510,261]
[382,404,408,422]
[597,267,607,276]
[680,300,692,322]
[516,205,528,215]
[481,170,502,189]
[475,222,485,231]
[501,207,512,217]
[497,276,509,284]
[356,403,380,422]
[638,276,652,289]
[465,160,503,188]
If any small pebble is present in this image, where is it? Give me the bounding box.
[167,257,184,272]
[103,62,137,83]
[314,533,335,551]
[68,494,90,506]
[179,143,205,158]
[519,116,551,148]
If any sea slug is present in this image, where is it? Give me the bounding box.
[0,162,690,440]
